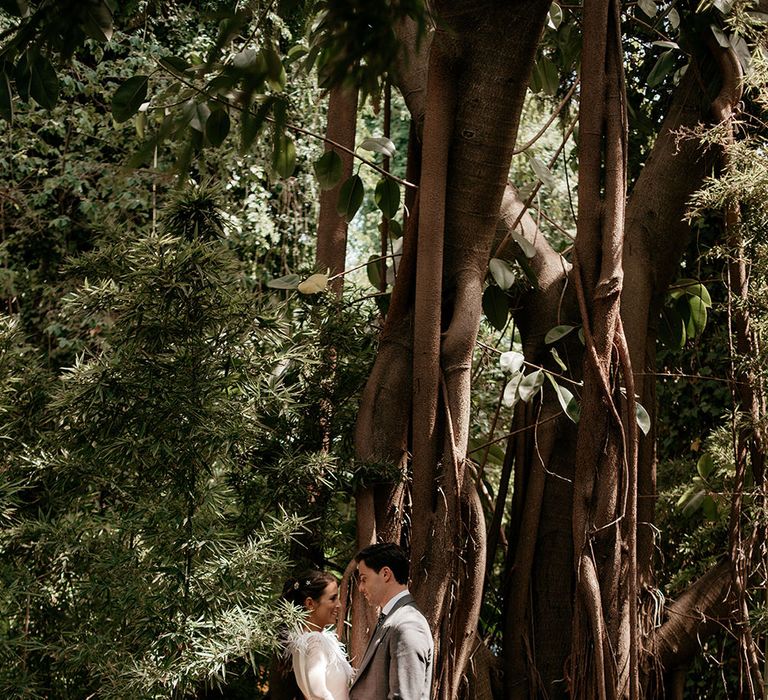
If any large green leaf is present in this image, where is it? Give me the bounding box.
[81,1,114,42]
[536,57,559,96]
[374,177,400,219]
[647,50,675,87]
[671,278,712,307]
[548,2,563,29]
[298,273,328,294]
[489,258,516,290]
[635,401,651,436]
[701,494,718,520]
[29,54,59,109]
[511,231,536,258]
[528,154,557,189]
[286,44,309,63]
[697,453,715,480]
[14,53,30,101]
[689,283,712,308]
[502,371,524,408]
[659,306,686,349]
[336,175,364,222]
[267,274,301,290]
[559,23,581,71]
[367,254,385,289]
[546,374,580,423]
[272,133,296,178]
[682,489,706,516]
[499,350,524,374]
[482,285,508,331]
[545,324,576,344]
[676,485,696,509]
[206,108,230,147]
[112,75,149,123]
[359,136,396,157]
[313,150,343,190]
[676,296,696,339]
[159,56,192,77]
[183,100,211,132]
[637,0,657,17]
[240,98,274,152]
[687,295,708,335]
[264,47,286,91]
[518,369,545,402]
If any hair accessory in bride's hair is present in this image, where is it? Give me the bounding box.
[293,581,299,590]
[305,579,311,586]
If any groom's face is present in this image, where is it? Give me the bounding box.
[357,561,387,608]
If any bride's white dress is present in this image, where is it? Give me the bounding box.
[286,628,353,700]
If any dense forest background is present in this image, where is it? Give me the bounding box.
[1,1,767,698]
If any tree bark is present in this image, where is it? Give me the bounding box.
[353,2,550,696]
[316,85,358,293]
[650,562,732,684]
[500,42,728,700]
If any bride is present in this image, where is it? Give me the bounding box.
[280,570,353,700]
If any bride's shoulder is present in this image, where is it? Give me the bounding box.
[319,630,353,675]
[286,629,323,654]
[286,628,350,659]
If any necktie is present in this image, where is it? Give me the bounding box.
[374,611,386,634]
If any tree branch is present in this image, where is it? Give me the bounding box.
[651,562,732,674]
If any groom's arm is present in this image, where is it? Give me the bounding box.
[388,616,434,699]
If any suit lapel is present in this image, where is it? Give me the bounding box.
[353,620,388,680]
[352,594,414,686]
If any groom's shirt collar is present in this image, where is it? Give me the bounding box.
[381,588,410,616]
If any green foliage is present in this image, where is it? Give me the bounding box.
[111,74,148,123]
[0,11,326,363]
[307,0,425,97]
[336,174,364,222]
[0,183,380,696]
[272,131,297,178]
[658,278,713,349]
[0,191,321,697]
[482,284,510,332]
[313,149,343,190]
[373,176,400,220]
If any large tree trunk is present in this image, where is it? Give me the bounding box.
[316,85,358,293]
[353,2,550,695]
[501,25,735,700]
[621,66,714,586]
[354,4,752,698]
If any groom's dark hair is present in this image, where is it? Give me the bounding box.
[355,542,409,584]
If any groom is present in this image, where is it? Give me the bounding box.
[349,543,433,700]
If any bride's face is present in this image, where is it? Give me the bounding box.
[306,580,340,629]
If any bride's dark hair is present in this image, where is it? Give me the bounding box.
[268,569,337,697]
[281,569,336,608]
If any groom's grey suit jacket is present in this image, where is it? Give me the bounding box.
[349,593,433,700]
